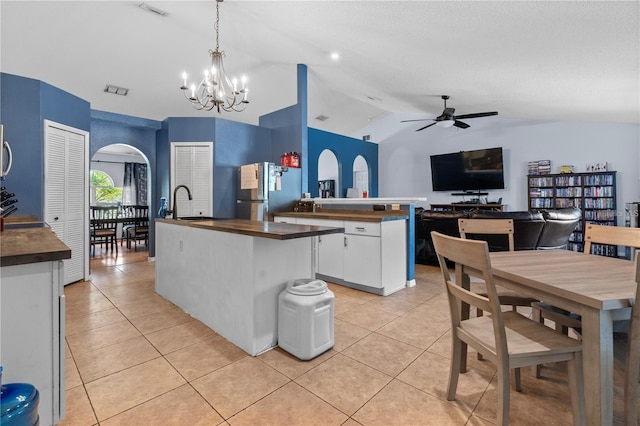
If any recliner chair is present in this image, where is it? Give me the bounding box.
[535,207,581,249]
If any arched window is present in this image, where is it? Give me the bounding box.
[90,170,122,205]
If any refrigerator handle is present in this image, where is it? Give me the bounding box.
[3,141,12,177]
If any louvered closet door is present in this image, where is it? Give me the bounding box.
[45,128,67,242]
[171,143,213,217]
[192,146,212,216]
[65,132,87,282]
[44,122,88,285]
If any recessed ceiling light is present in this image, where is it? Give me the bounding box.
[330,52,340,61]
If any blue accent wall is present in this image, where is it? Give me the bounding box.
[214,118,271,217]
[0,73,90,220]
[2,69,381,260]
[307,127,379,198]
[90,110,161,255]
[259,64,308,193]
[158,116,272,220]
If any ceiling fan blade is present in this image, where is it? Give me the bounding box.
[416,122,438,131]
[401,119,434,123]
[453,120,470,129]
[454,111,498,120]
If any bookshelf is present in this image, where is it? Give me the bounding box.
[528,171,617,256]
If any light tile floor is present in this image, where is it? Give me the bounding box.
[61,248,631,425]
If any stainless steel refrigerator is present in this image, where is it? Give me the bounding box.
[236,162,302,221]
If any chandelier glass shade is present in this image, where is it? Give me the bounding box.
[180,0,248,113]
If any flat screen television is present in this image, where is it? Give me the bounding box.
[430,147,505,192]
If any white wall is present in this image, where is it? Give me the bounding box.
[357,115,640,223]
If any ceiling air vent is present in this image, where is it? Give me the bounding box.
[315,115,329,122]
[104,84,129,96]
[139,3,168,16]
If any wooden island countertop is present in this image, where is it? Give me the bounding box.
[272,209,409,222]
[0,226,71,267]
[156,218,344,240]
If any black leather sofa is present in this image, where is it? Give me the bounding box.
[415,207,581,265]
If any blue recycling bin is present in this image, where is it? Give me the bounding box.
[0,366,40,426]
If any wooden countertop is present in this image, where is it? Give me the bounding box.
[0,227,72,267]
[312,197,426,205]
[273,209,409,222]
[156,218,344,240]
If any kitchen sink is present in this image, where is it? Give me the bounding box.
[177,216,218,221]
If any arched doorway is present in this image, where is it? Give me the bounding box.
[353,155,369,197]
[318,149,339,198]
[90,143,151,255]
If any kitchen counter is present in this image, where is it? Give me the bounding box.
[311,197,427,205]
[272,209,408,222]
[274,211,409,295]
[156,217,344,239]
[155,218,344,355]
[1,224,69,425]
[0,226,71,266]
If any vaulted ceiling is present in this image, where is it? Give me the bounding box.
[1,1,638,137]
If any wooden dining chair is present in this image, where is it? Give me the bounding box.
[460,218,539,372]
[125,205,149,250]
[431,231,585,426]
[90,206,118,256]
[458,219,539,329]
[119,205,135,247]
[610,253,640,426]
[532,224,640,337]
[614,252,640,426]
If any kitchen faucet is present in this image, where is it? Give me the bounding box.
[168,185,192,219]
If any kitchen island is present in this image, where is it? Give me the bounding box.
[154,218,343,356]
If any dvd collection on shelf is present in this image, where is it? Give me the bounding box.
[528,170,618,257]
[527,159,551,175]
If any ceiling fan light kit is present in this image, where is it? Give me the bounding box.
[402,95,498,131]
[436,120,455,128]
[180,0,249,113]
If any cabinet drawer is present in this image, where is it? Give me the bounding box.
[344,221,380,237]
[296,218,343,228]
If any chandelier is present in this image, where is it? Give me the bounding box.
[180,0,248,113]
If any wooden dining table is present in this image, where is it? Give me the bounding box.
[480,249,636,426]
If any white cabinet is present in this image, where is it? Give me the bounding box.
[1,260,65,425]
[308,219,345,279]
[273,216,407,295]
[344,234,381,287]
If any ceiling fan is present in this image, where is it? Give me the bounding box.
[402,95,498,131]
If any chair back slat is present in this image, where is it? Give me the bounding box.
[90,206,119,230]
[584,223,640,255]
[459,218,515,252]
[445,280,493,314]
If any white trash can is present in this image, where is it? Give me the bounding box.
[278,279,334,360]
